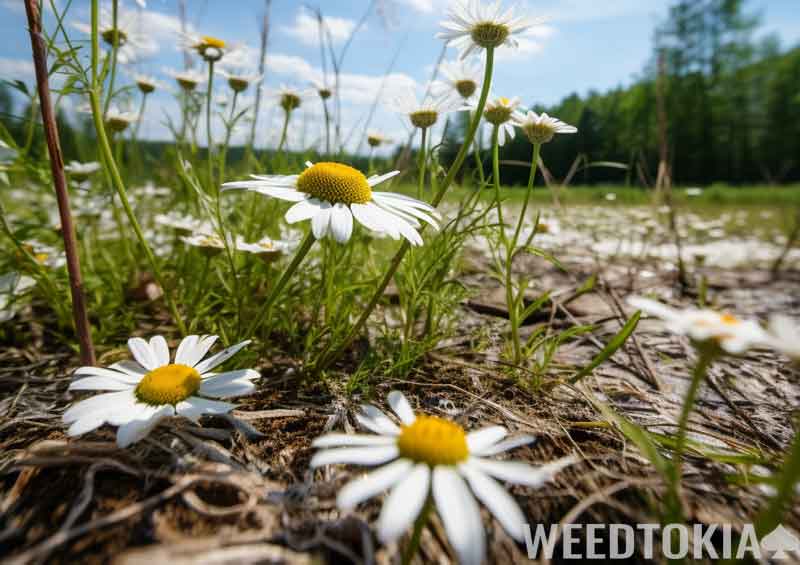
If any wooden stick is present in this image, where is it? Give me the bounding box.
[24,0,96,365]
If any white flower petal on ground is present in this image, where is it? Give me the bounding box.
[223,162,435,245]
[337,459,413,511]
[63,334,260,447]
[378,463,431,543]
[311,391,575,564]
[767,315,800,361]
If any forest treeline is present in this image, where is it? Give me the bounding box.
[447,0,800,187]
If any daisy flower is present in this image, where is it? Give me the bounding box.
[64,161,101,180]
[20,240,65,269]
[217,67,263,93]
[310,78,334,100]
[366,131,391,148]
[437,0,537,59]
[165,68,206,92]
[131,73,164,94]
[180,33,232,63]
[105,108,138,134]
[74,7,156,64]
[432,59,482,101]
[386,88,461,130]
[311,391,576,565]
[270,85,311,114]
[469,95,521,146]
[513,110,577,144]
[236,236,297,262]
[627,296,770,355]
[223,161,440,245]
[181,233,226,256]
[766,315,800,362]
[63,335,260,448]
[155,212,213,235]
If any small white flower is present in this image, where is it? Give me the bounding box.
[311,391,576,565]
[179,33,236,63]
[131,73,164,94]
[63,334,260,448]
[366,130,391,148]
[468,95,521,146]
[310,78,334,100]
[21,240,65,269]
[105,107,139,134]
[432,59,482,101]
[165,67,206,92]
[155,213,213,235]
[268,84,313,114]
[627,296,770,355]
[64,161,101,179]
[386,87,461,130]
[74,7,156,64]
[766,315,800,362]
[217,67,263,93]
[223,161,440,246]
[236,236,297,261]
[181,233,226,256]
[437,0,537,59]
[513,110,577,144]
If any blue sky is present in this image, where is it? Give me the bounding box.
[1,0,799,151]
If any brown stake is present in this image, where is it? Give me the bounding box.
[24,0,96,365]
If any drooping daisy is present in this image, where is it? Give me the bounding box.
[469,95,521,146]
[223,162,440,245]
[766,315,800,362]
[105,108,138,134]
[513,110,577,145]
[74,7,156,64]
[64,161,101,181]
[63,335,260,448]
[131,73,163,94]
[217,67,263,93]
[165,68,206,92]
[311,391,576,565]
[270,85,310,115]
[366,131,391,148]
[627,296,770,355]
[432,59,482,101]
[310,78,334,101]
[437,0,537,59]
[386,88,461,131]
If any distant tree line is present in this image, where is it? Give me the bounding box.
[443,0,800,187]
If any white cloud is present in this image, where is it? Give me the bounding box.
[494,24,556,61]
[0,57,35,82]
[540,0,666,24]
[280,10,358,47]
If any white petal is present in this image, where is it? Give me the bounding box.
[175,396,237,421]
[199,379,255,398]
[183,335,220,368]
[312,434,397,448]
[387,391,416,425]
[63,390,135,423]
[366,170,401,187]
[193,339,251,373]
[310,445,399,468]
[466,426,507,453]
[73,365,142,385]
[337,459,413,511]
[329,203,354,243]
[69,376,133,391]
[475,434,535,456]
[174,335,199,365]
[432,466,485,565]
[377,463,431,543]
[466,455,576,487]
[149,335,170,366]
[311,202,333,239]
[116,405,173,448]
[200,369,260,394]
[460,464,526,541]
[357,404,401,435]
[127,337,159,370]
[106,361,147,382]
[285,198,322,224]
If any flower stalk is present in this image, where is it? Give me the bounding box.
[24,0,96,365]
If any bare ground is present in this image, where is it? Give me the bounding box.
[1,251,799,564]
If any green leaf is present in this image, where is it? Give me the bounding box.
[569,311,641,383]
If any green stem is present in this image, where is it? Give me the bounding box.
[89,0,186,335]
[416,127,427,200]
[472,138,485,186]
[276,110,291,155]
[315,47,496,371]
[102,0,119,117]
[245,231,316,337]
[218,90,238,187]
[132,92,148,143]
[491,125,505,238]
[322,97,331,157]
[401,497,433,565]
[673,349,715,469]
[205,60,215,194]
[511,142,540,250]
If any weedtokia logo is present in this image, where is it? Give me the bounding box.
[522,523,800,560]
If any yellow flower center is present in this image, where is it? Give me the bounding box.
[135,364,201,406]
[397,416,469,466]
[409,110,438,129]
[201,36,226,49]
[101,28,127,45]
[228,77,249,92]
[720,313,740,326]
[34,253,49,264]
[280,93,301,113]
[455,79,477,99]
[470,22,510,49]
[523,122,555,144]
[296,162,372,204]
[484,102,513,125]
[137,80,155,94]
